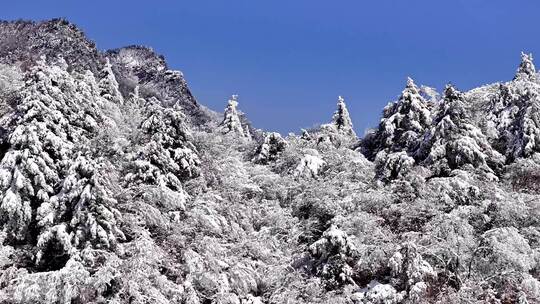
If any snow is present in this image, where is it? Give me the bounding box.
[332,96,356,137]
[375,151,415,182]
[126,97,200,190]
[369,77,432,158]
[421,84,505,175]
[219,95,250,138]
[353,280,405,304]
[515,52,537,81]
[98,57,124,105]
[294,149,326,178]
[253,132,287,164]
[2,24,540,303]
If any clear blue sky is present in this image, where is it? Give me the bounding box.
[3,1,540,134]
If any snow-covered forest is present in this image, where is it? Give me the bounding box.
[1,19,540,304]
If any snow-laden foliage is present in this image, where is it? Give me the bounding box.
[218,95,251,138]
[482,65,540,161]
[294,149,326,179]
[98,57,124,105]
[0,57,108,244]
[375,151,415,182]
[388,242,436,301]
[253,132,287,164]
[503,88,540,159]
[36,154,125,267]
[332,96,356,138]
[309,224,359,288]
[419,84,505,176]
[368,77,432,160]
[2,19,540,304]
[515,52,537,81]
[352,280,405,304]
[125,97,200,191]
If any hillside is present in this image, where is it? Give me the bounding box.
[0,19,540,304]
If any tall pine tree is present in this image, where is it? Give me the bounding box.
[332,96,356,138]
[419,84,505,175]
[98,58,124,105]
[514,52,537,81]
[507,90,540,159]
[218,95,250,138]
[36,154,125,268]
[125,97,200,191]
[370,77,432,159]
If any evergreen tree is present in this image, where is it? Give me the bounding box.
[371,77,432,159]
[375,151,415,183]
[332,96,356,138]
[218,95,249,137]
[253,132,287,164]
[484,67,540,161]
[420,84,505,175]
[36,154,125,267]
[0,58,77,243]
[514,52,537,81]
[482,83,517,153]
[309,224,359,288]
[507,90,540,159]
[125,97,200,191]
[0,58,122,252]
[98,58,124,105]
[388,242,436,301]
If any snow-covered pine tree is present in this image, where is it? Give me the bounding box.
[371,77,432,159]
[253,132,287,164]
[125,97,200,191]
[98,57,124,105]
[218,94,249,137]
[482,53,540,161]
[375,151,415,183]
[514,52,537,81]
[309,224,359,288]
[482,83,516,153]
[507,89,540,159]
[127,85,141,106]
[0,58,77,243]
[0,57,119,253]
[388,242,436,301]
[36,154,125,268]
[332,96,356,138]
[419,84,505,176]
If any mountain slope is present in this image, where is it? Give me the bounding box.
[0,19,539,304]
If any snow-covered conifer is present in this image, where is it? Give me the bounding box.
[419,84,505,175]
[253,132,287,164]
[515,52,537,81]
[371,77,432,159]
[0,57,121,265]
[125,98,200,190]
[332,96,356,137]
[309,224,359,288]
[0,58,75,242]
[375,151,415,182]
[98,58,124,105]
[36,154,125,263]
[219,94,249,137]
[388,242,436,300]
[506,90,540,159]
